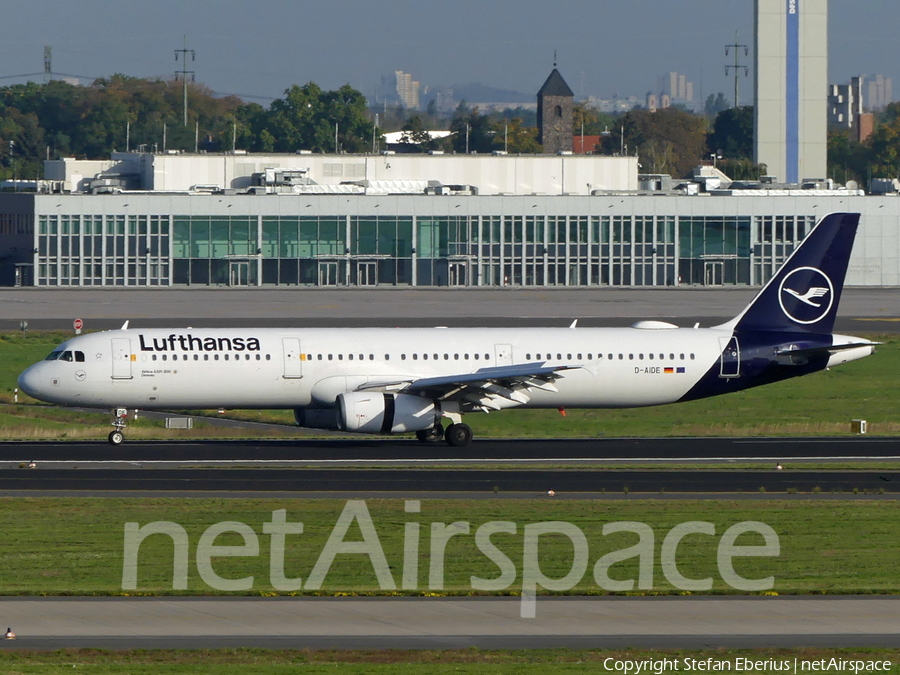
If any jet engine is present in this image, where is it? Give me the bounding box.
[336,392,440,434]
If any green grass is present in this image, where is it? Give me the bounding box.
[2,498,899,597]
[0,331,897,439]
[2,649,900,674]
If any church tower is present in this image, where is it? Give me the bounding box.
[537,67,574,153]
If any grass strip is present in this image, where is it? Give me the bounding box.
[1,648,900,674]
[0,498,898,596]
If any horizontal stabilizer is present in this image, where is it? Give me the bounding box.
[774,342,877,358]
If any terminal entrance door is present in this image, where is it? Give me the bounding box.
[356,261,377,286]
[318,262,339,286]
[448,261,469,286]
[229,261,251,287]
[704,261,724,286]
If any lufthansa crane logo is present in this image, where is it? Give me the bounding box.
[778,267,834,325]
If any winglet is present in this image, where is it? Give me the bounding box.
[569,319,578,329]
[121,320,130,330]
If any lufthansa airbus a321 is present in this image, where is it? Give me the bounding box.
[18,212,875,447]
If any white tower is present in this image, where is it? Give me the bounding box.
[754,0,828,183]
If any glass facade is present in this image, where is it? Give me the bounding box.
[36,214,169,286]
[29,209,816,288]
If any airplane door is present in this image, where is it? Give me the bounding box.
[111,338,133,380]
[494,344,513,366]
[718,336,740,378]
[282,338,303,379]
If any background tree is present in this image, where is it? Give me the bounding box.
[599,107,707,177]
[449,107,496,153]
[705,93,730,118]
[498,118,541,153]
[398,114,436,151]
[707,106,753,158]
[573,102,615,136]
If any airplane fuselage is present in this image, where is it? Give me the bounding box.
[19,325,872,413]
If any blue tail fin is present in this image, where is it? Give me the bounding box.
[728,212,859,334]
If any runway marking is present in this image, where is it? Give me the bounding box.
[735,438,898,444]
[10,456,900,465]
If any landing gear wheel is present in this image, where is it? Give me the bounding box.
[416,425,444,443]
[444,423,473,447]
[108,430,124,446]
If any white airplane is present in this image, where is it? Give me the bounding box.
[18,212,875,447]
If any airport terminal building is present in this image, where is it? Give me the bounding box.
[0,152,897,288]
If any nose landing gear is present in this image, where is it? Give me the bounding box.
[108,408,128,446]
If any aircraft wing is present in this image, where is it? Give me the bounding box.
[359,362,576,411]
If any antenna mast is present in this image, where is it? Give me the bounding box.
[174,35,195,126]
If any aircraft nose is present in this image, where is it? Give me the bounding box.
[17,364,45,401]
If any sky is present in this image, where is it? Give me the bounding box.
[0,1,895,107]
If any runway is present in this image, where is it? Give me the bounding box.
[3,466,900,494]
[2,437,898,462]
[1,596,898,650]
[2,438,897,495]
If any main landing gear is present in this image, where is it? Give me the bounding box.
[415,422,473,447]
[416,426,444,443]
[444,423,473,447]
[108,408,128,446]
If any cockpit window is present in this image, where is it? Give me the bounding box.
[59,351,74,362]
[45,350,62,361]
[75,351,85,362]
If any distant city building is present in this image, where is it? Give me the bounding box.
[754,0,828,183]
[537,68,574,153]
[433,88,455,112]
[572,135,601,154]
[380,71,421,110]
[395,70,420,110]
[828,77,863,129]
[857,113,875,143]
[865,74,893,111]
[646,92,658,112]
[584,95,642,113]
[663,71,695,107]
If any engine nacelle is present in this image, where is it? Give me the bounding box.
[336,392,440,434]
[294,407,340,431]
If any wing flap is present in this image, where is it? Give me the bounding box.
[356,362,576,410]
